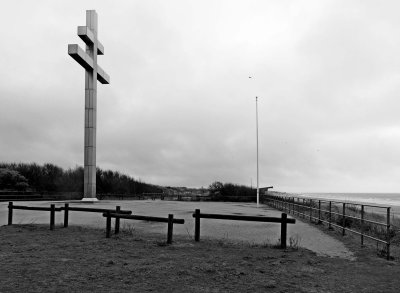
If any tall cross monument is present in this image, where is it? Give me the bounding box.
[68,10,110,201]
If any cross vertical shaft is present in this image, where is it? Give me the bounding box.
[84,10,98,198]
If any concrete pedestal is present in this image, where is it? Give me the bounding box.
[81,197,99,202]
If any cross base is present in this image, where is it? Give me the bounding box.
[81,197,99,202]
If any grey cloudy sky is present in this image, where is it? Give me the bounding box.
[1,0,400,192]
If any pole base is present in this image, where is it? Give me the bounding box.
[81,197,99,202]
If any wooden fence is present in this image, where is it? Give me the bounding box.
[60,203,131,227]
[8,202,62,230]
[264,195,393,259]
[7,202,297,249]
[192,209,295,248]
[7,202,130,230]
[102,212,185,244]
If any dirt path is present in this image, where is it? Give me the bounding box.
[0,200,354,259]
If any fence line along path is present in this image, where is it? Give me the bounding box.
[264,194,393,260]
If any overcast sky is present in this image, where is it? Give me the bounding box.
[1,0,400,192]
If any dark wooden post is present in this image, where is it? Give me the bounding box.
[328,201,332,229]
[64,203,69,228]
[281,213,287,249]
[194,209,200,241]
[361,205,364,246]
[342,203,346,236]
[115,206,121,234]
[292,197,294,214]
[298,198,300,216]
[387,207,391,260]
[50,204,55,230]
[8,202,13,225]
[318,200,321,224]
[106,211,111,238]
[167,214,174,244]
[309,199,312,222]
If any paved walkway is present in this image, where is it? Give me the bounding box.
[0,200,355,259]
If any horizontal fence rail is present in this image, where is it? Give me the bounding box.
[263,195,393,260]
[8,202,61,230]
[104,213,185,224]
[102,212,185,244]
[192,209,295,248]
[60,203,132,228]
[10,205,62,212]
[7,202,131,231]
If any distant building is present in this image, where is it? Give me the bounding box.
[259,186,273,195]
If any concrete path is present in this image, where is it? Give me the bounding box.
[0,200,355,259]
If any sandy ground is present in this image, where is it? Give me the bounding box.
[0,200,354,259]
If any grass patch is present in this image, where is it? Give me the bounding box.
[1,224,399,292]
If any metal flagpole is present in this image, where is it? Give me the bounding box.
[256,96,259,205]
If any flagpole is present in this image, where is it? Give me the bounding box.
[256,96,259,205]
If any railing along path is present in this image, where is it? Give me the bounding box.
[264,195,393,259]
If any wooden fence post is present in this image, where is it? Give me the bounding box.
[50,204,55,230]
[64,203,69,228]
[361,205,364,246]
[167,214,174,244]
[296,198,299,215]
[8,202,13,225]
[115,206,121,234]
[329,201,332,229]
[106,211,111,238]
[387,207,391,260]
[342,203,346,236]
[281,213,287,249]
[194,209,200,241]
[292,197,295,215]
[301,198,305,218]
[318,200,321,224]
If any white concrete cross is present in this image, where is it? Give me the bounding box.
[68,10,110,201]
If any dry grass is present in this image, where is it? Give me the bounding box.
[1,224,400,292]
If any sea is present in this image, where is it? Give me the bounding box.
[293,193,400,216]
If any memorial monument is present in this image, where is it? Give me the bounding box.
[68,10,110,201]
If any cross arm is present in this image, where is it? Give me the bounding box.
[68,44,93,71]
[97,65,110,84]
[77,26,104,55]
[68,44,110,84]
